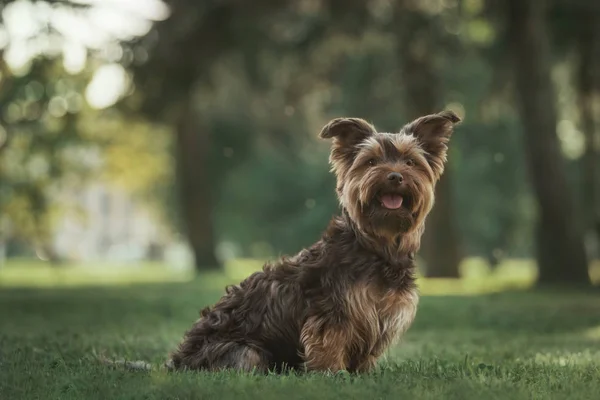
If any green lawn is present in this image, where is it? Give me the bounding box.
[0,260,599,399]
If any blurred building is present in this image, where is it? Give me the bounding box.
[52,183,162,262]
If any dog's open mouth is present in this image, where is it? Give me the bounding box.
[380,193,403,210]
[376,189,413,211]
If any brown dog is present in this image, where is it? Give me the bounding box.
[169,110,461,373]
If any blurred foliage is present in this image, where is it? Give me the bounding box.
[0,56,174,257]
[0,58,93,256]
[0,0,597,271]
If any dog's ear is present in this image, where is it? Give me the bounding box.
[319,118,376,176]
[404,110,461,177]
[319,118,376,147]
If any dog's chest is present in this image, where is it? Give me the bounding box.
[345,282,418,343]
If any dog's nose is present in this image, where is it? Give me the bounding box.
[387,172,403,183]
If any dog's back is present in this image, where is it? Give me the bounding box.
[169,266,307,372]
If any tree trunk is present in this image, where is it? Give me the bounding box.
[175,96,220,271]
[421,172,462,277]
[577,12,600,259]
[397,7,462,278]
[507,0,590,285]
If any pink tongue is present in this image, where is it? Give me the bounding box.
[381,194,403,209]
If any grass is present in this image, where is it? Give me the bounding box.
[0,259,599,399]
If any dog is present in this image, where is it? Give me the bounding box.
[169,110,461,373]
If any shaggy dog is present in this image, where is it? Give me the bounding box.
[169,110,461,373]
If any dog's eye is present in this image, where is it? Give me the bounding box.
[368,159,377,166]
[406,159,415,167]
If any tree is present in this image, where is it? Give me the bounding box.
[174,99,220,269]
[575,9,600,257]
[125,1,240,270]
[128,0,373,270]
[506,0,590,285]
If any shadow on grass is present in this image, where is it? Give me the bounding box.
[412,289,600,334]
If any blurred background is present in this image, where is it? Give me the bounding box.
[0,0,598,289]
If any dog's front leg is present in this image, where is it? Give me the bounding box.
[300,315,350,372]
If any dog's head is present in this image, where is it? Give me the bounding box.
[320,111,460,240]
